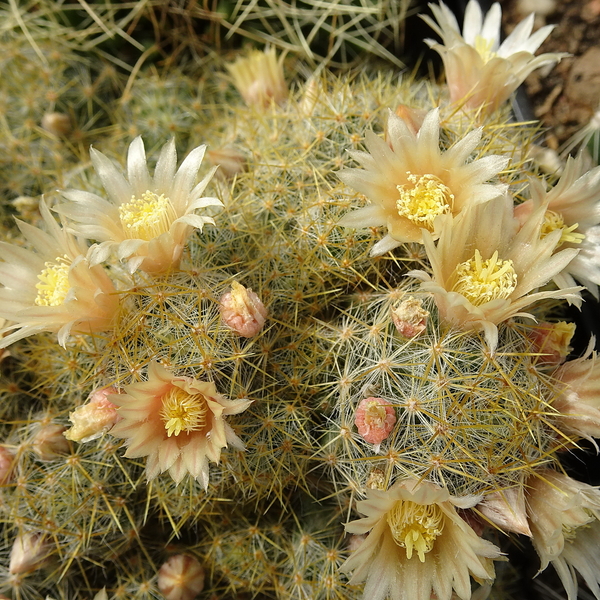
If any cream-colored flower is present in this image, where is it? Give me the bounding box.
[226,47,288,109]
[422,1,566,114]
[57,137,221,274]
[0,200,118,348]
[109,361,252,486]
[515,156,600,296]
[340,479,502,600]
[527,470,600,600]
[408,195,582,351]
[552,347,600,444]
[338,108,507,256]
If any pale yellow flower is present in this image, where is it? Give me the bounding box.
[552,347,600,445]
[57,137,221,274]
[340,479,502,600]
[422,1,565,114]
[226,47,288,109]
[109,361,252,486]
[0,200,118,348]
[408,195,582,351]
[515,156,600,296]
[338,108,507,256]
[527,470,600,600]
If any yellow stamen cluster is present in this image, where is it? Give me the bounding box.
[540,210,585,247]
[35,255,71,307]
[474,35,496,63]
[387,500,445,562]
[450,249,517,306]
[160,387,208,437]
[119,191,178,241]
[396,173,454,229]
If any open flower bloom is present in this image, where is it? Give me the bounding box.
[226,47,288,109]
[109,362,252,486]
[552,347,600,445]
[515,157,600,297]
[408,195,582,352]
[527,470,600,600]
[338,108,507,256]
[422,1,565,114]
[340,479,501,600]
[57,137,221,274]
[0,200,118,348]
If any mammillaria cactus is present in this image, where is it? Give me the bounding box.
[1,1,600,600]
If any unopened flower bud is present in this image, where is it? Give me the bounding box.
[477,486,531,536]
[0,445,15,484]
[32,423,70,460]
[41,112,72,137]
[207,147,246,179]
[226,48,288,109]
[158,554,205,600]
[355,398,396,446]
[347,534,366,552]
[64,387,119,443]
[393,105,427,136]
[9,531,49,574]
[530,321,575,367]
[391,296,428,338]
[220,282,267,337]
[298,77,320,116]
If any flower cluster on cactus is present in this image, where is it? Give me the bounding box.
[3,1,600,600]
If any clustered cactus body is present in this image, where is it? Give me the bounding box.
[3,1,600,600]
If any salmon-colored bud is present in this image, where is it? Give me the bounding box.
[355,397,396,445]
[0,445,15,484]
[220,282,267,338]
[393,105,428,135]
[64,387,119,443]
[32,423,69,460]
[9,531,50,574]
[391,296,428,338]
[208,147,246,179]
[530,321,575,367]
[158,554,205,600]
[41,112,72,136]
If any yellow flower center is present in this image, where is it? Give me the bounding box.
[119,191,178,241]
[160,387,208,437]
[387,500,445,562]
[474,35,496,63]
[34,255,71,307]
[396,173,454,230]
[450,249,517,306]
[540,210,585,247]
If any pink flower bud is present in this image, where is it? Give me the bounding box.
[529,321,575,367]
[477,486,531,536]
[391,296,428,338]
[32,423,69,460]
[9,532,49,574]
[355,398,396,445]
[0,445,15,484]
[220,282,267,338]
[64,387,119,443]
[158,555,205,600]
